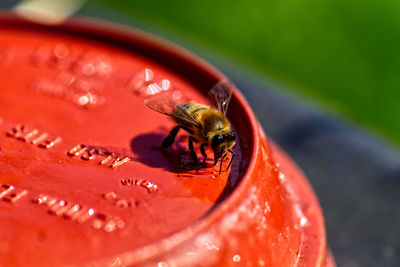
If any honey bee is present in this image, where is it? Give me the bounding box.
[145,80,236,174]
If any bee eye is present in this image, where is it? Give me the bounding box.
[211,134,224,149]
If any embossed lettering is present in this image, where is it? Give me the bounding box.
[0,185,14,198]
[32,194,124,232]
[103,191,139,209]
[37,136,62,149]
[67,144,88,157]
[3,188,28,203]
[67,144,131,168]
[6,124,61,149]
[120,178,159,193]
[99,156,130,168]
[0,184,28,204]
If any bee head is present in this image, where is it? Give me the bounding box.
[211,132,236,161]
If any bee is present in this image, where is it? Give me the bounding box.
[145,80,236,174]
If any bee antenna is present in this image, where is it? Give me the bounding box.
[225,149,235,171]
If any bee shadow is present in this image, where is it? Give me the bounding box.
[130,132,240,205]
[130,132,193,172]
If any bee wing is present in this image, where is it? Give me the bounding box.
[144,97,201,128]
[208,80,233,115]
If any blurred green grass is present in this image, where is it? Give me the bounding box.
[91,0,400,144]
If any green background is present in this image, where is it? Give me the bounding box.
[90,0,400,144]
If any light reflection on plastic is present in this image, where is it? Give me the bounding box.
[146,83,162,96]
[146,79,171,95]
[160,79,170,90]
[146,79,171,96]
[144,68,154,82]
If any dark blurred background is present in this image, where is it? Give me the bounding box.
[2,1,400,266]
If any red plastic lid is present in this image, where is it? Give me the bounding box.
[0,14,334,267]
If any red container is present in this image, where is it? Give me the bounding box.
[0,13,335,266]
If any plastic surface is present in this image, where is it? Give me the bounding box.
[0,14,334,266]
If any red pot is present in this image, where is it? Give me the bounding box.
[0,13,335,266]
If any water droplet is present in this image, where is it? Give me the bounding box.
[170,90,182,100]
[58,71,76,85]
[74,92,105,108]
[92,220,102,229]
[54,43,69,59]
[205,242,220,251]
[88,208,94,216]
[71,204,80,212]
[116,219,125,229]
[104,220,116,232]
[111,257,122,267]
[233,254,241,263]
[103,191,117,200]
[116,199,129,208]
[299,216,308,227]
[96,54,113,75]
[279,172,285,182]
[293,204,309,228]
[158,262,168,267]
[78,95,89,105]
[82,63,95,76]
[265,202,271,213]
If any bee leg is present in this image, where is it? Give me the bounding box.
[188,136,198,164]
[200,143,207,163]
[160,125,193,148]
[219,157,224,175]
[225,149,235,171]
